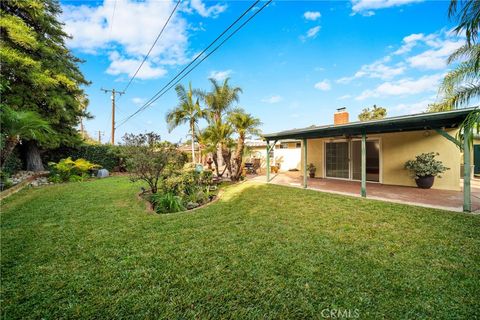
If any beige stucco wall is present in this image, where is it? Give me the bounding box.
[300,129,461,191]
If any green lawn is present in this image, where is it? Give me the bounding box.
[1,177,479,319]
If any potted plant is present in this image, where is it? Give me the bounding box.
[307,163,316,178]
[404,152,449,189]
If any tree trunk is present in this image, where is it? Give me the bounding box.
[0,137,19,170]
[190,121,196,163]
[221,145,232,178]
[25,140,44,171]
[212,152,220,177]
[231,136,245,181]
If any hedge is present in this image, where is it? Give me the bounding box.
[43,145,125,171]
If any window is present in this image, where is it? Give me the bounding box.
[279,143,288,149]
[296,142,301,148]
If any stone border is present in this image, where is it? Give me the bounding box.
[137,189,224,215]
[0,172,49,201]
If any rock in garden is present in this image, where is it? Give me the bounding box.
[97,169,109,178]
[186,202,199,210]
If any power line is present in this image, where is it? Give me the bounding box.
[121,0,181,94]
[117,0,261,124]
[108,0,117,38]
[116,0,269,128]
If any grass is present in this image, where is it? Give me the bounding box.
[1,177,479,319]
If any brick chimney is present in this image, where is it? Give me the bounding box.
[334,107,349,125]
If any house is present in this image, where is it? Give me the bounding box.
[263,107,478,212]
[245,139,302,172]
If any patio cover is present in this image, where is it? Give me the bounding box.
[262,107,479,212]
[263,107,477,141]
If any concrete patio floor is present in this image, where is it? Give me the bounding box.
[249,171,480,213]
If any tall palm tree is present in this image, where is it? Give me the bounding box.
[166,83,205,163]
[0,105,52,169]
[201,78,242,167]
[202,78,243,122]
[228,109,262,181]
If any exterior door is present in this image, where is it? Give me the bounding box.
[325,142,349,179]
[351,140,380,182]
[474,145,480,175]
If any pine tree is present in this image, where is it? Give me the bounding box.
[0,0,89,171]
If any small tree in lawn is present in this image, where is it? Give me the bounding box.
[122,132,187,194]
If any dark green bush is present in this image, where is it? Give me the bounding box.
[43,145,126,171]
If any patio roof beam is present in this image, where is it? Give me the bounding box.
[434,128,462,150]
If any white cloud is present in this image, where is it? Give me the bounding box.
[132,97,146,105]
[61,0,226,79]
[209,70,232,81]
[304,11,321,21]
[306,26,321,38]
[190,0,227,18]
[351,0,423,15]
[393,98,436,114]
[301,26,321,41]
[261,95,283,104]
[356,73,443,100]
[337,94,352,100]
[107,51,167,80]
[337,57,405,84]
[393,33,424,55]
[314,80,331,91]
[407,39,464,69]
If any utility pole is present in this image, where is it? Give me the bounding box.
[101,88,124,145]
[97,130,104,144]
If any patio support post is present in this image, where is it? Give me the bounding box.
[266,140,270,182]
[303,138,307,188]
[463,126,472,212]
[361,131,367,197]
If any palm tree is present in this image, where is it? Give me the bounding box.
[434,1,480,144]
[437,44,480,110]
[200,121,234,177]
[228,109,262,181]
[202,78,243,122]
[201,78,242,167]
[166,83,205,163]
[0,105,52,169]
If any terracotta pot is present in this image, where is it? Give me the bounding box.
[415,175,435,189]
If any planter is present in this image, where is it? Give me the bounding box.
[415,175,435,189]
[309,172,315,178]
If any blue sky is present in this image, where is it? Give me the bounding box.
[61,0,464,143]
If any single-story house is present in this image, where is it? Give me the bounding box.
[263,107,478,212]
[245,139,302,172]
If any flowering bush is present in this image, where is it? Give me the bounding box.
[48,157,100,182]
[404,152,449,179]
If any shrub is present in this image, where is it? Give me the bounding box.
[48,157,100,182]
[150,192,185,214]
[2,148,23,175]
[404,152,450,179]
[43,145,125,171]
[122,132,187,194]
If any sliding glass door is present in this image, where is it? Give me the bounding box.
[325,142,349,178]
[351,140,380,182]
[325,140,380,182]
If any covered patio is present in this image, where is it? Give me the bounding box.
[263,107,479,212]
[250,171,480,212]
